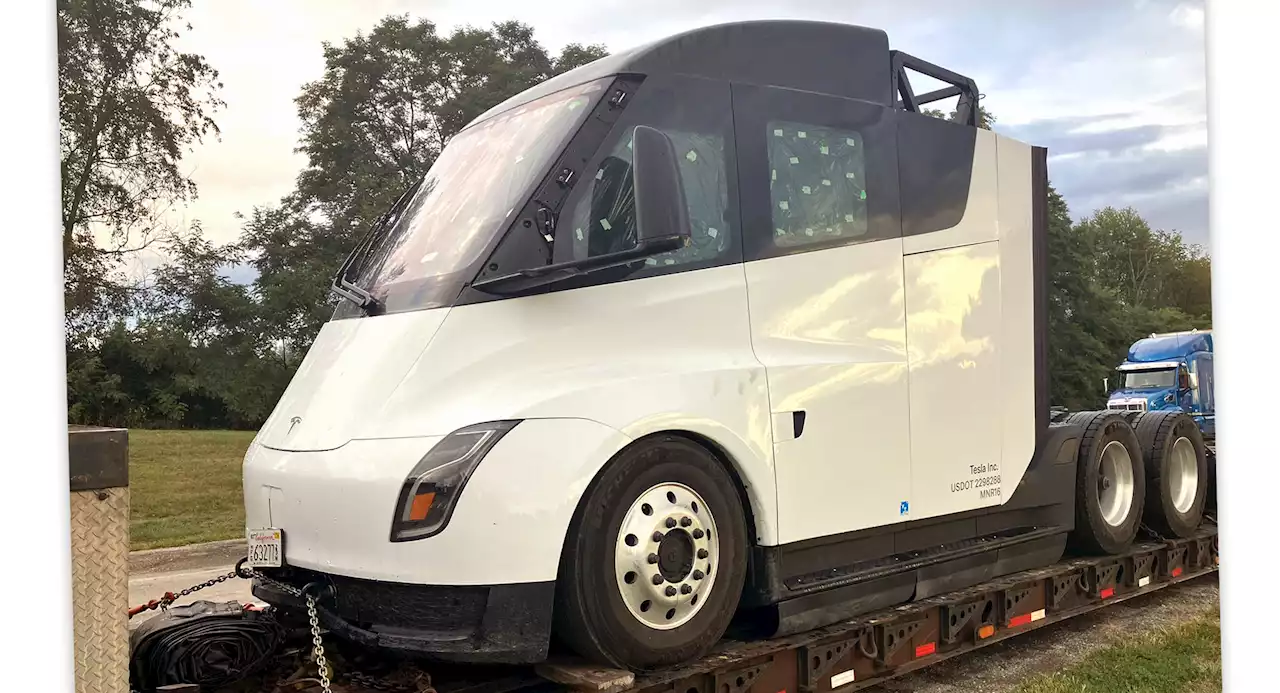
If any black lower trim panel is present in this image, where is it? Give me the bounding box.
[251,568,555,664]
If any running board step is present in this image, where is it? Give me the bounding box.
[784,525,1067,595]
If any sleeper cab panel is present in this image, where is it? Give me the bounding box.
[995,135,1038,488]
[903,240,1004,520]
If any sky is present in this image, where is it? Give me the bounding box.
[150,0,1208,282]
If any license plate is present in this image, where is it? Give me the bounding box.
[246,528,284,568]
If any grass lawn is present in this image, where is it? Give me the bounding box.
[129,429,255,551]
[1015,607,1221,693]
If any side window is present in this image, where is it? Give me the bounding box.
[731,83,899,262]
[554,74,739,276]
[767,121,868,248]
[564,129,731,268]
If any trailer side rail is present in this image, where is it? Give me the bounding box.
[618,524,1218,693]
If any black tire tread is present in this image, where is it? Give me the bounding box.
[1066,411,1146,555]
[553,434,748,671]
[1132,410,1207,538]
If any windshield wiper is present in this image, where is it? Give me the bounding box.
[328,178,422,316]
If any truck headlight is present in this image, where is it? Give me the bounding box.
[390,420,519,542]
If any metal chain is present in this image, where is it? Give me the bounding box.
[305,593,333,693]
[166,569,239,608]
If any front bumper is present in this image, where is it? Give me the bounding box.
[252,566,555,664]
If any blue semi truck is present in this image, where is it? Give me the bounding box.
[1106,330,1215,439]
[1107,329,1217,511]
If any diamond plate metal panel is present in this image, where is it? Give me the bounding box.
[70,487,130,693]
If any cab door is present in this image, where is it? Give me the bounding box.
[731,82,912,544]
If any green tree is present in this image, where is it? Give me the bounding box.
[58,0,224,333]
[921,104,996,129]
[1074,206,1197,310]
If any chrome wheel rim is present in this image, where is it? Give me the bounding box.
[614,482,719,630]
[1169,436,1199,514]
[1098,440,1136,527]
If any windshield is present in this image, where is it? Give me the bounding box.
[343,77,609,314]
[1121,368,1176,390]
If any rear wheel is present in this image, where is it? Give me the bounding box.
[553,435,748,671]
[1134,411,1208,538]
[1066,412,1146,555]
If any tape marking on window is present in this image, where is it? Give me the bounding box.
[773,128,784,136]
[686,150,698,162]
[789,156,800,165]
[822,179,832,186]
[707,227,719,239]
[820,145,829,155]
[802,185,812,194]
[779,201,790,211]
[600,219,613,230]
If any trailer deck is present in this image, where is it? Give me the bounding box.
[379,523,1218,693]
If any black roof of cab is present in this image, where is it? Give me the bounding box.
[465,20,893,130]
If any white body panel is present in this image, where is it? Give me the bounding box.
[902,241,1004,518]
[256,309,450,452]
[743,238,912,543]
[995,138,1039,496]
[243,418,631,584]
[245,265,782,562]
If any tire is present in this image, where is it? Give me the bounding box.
[1204,443,1217,514]
[1133,411,1208,538]
[1065,411,1146,555]
[553,434,749,671]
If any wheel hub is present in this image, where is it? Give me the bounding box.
[1168,435,1199,514]
[657,530,695,582]
[614,482,719,631]
[1097,440,1136,528]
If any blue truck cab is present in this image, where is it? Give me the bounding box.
[1107,330,1215,438]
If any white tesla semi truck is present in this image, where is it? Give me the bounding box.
[241,19,1209,672]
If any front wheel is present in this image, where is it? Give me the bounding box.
[553,435,748,671]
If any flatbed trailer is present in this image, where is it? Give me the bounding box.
[296,524,1216,693]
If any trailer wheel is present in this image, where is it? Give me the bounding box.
[553,434,748,671]
[1066,412,1146,555]
[1133,411,1208,538]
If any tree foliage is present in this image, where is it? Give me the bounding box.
[58,0,224,333]
[62,9,1212,428]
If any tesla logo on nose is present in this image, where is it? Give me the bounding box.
[288,416,302,434]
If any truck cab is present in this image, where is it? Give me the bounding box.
[241,19,1187,672]
[1108,330,1215,437]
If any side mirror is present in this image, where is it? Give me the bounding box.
[632,125,691,247]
